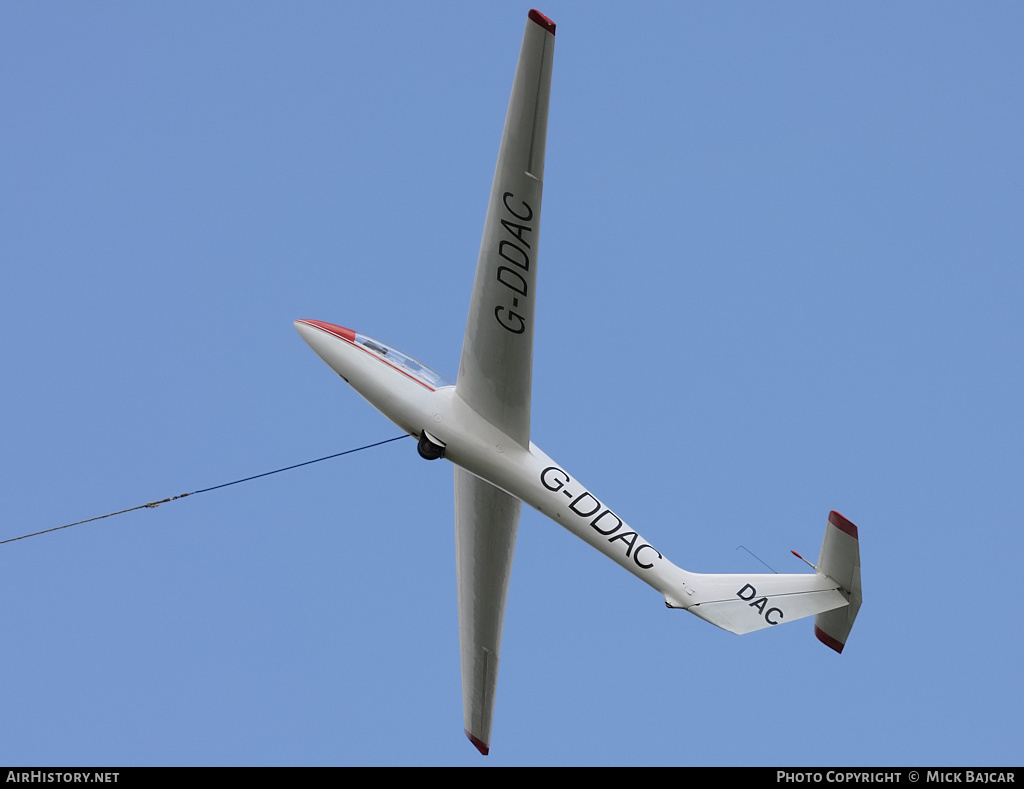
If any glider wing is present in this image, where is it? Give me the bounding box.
[455,9,555,446]
[454,467,522,755]
[453,10,555,756]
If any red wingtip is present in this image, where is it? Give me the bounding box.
[466,730,490,755]
[815,625,846,654]
[528,9,556,35]
[828,510,859,540]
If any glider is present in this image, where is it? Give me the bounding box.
[295,9,862,756]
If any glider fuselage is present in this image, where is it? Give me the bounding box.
[294,318,690,600]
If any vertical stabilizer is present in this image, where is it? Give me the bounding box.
[813,511,862,653]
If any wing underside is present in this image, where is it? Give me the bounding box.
[453,11,555,755]
[456,11,554,446]
[454,467,521,755]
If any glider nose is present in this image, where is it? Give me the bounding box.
[294,319,359,376]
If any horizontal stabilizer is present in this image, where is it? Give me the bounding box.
[682,572,848,635]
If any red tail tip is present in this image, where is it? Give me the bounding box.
[828,510,859,539]
[815,625,846,654]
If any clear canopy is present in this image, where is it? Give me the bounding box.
[355,333,452,389]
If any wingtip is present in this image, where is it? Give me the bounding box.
[528,9,556,35]
[466,730,490,755]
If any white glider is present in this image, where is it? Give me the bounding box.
[295,9,862,756]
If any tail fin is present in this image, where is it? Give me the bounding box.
[812,511,862,653]
[668,511,862,651]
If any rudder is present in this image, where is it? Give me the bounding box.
[813,511,862,653]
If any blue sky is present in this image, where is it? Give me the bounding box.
[1,2,1021,767]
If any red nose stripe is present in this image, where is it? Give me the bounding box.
[296,319,356,343]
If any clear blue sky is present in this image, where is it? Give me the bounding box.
[2,2,1021,767]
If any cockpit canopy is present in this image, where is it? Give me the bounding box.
[355,332,452,389]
